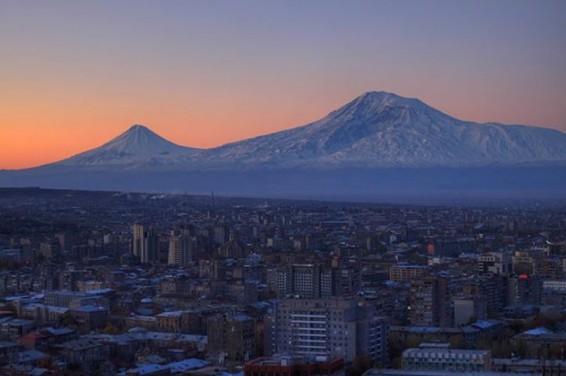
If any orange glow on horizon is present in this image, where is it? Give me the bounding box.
[2,92,565,170]
[0,97,326,169]
[2,81,565,170]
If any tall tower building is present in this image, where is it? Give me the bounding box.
[407,275,451,327]
[132,224,144,260]
[168,229,194,266]
[132,224,158,264]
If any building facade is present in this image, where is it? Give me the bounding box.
[402,343,491,372]
[267,298,388,364]
[276,264,336,299]
[132,224,158,264]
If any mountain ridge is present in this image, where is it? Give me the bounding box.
[26,91,566,170]
[191,91,566,169]
[2,91,566,201]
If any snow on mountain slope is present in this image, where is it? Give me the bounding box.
[199,91,566,168]
[4,91,566,198]
[42,92,566,170]
[55,124,199,167]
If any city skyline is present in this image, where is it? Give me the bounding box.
[2,1,566,169]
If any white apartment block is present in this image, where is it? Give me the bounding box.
[402,343,491,372]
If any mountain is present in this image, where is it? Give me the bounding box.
[38,92,566,170]
[198,92,566,169]
[54,124,199,168]
[2,92,566,202]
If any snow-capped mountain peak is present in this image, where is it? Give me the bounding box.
[56,124,198,167]
[339,91,429,111]
[102,124,183,155]
[200,91,566,168]
[324,91,451,126]
[5,91,565,198]
[42,92,566,170]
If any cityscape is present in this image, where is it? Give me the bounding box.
[0,188,564,375]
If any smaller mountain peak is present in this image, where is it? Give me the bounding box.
[119,124,164,140]
[127,124,152,133]
[55,123,198,166]
[116,125,165,145]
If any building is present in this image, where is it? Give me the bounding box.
[1,319,36,340]
[267,298,388,364]
[156,311,184,333]
[453,297,486,326]
[511,327,566,359]
[244,355,345,376]
[56,339,110,373]
[477,252,511,276]
[218,233,248,259]
[45,291,86,307]
[492,358,566,375]
[363,369,525,376]
[462,276,506,315]
[132,224,158,264]
[543,279,566,293]
[512,250,544,276]
[402,343,491,372]
[0,341,19,366]
[19,327,77,351]
[207,313,256,364]
[389,265,428,282]
[167,230,194,266]
[506,275,542,306]
[39,239,61,261]
[44,290,109,309]
[276,264,336,299]
[407,276,451,327]
[389,320,505,352]
[69,305,109,332]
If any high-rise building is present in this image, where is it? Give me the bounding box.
[213,225,229,245]
[266,298,388,364]
[462,275,506,315]
[408,276,451,327]
[132,224,158,264]
[507,274,542,306]
[167,229,194,266]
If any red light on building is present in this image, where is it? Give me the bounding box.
[519,274,529,280]
[427,242,435,255]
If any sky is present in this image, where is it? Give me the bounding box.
[1,1,565,169]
